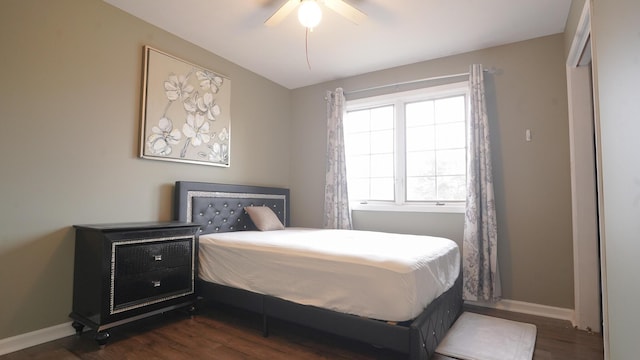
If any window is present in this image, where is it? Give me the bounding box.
[344,82,468,212]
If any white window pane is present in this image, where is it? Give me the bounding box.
[437,175,466,200]
[346,155,370,178]
[435,122,466,149]
[370,154,394,177]
[406,125,435,151]
[348,178,370,200]
[370,106,394,130]
[370,177,394,201]
[435,96,466,124]
[406,151,435,177]
[406,101,434,127]
[370,129,394,154]
[436,149,466,175]
[345,132,370,155]
[346,85,468,204]
[344,110,370,133]
[406,176,436,201]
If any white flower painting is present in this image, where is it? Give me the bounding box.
[140,46,231,167]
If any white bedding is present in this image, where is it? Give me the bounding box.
[198,227,460,322]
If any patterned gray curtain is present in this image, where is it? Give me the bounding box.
[463,65,501,302]
[323,88,352,229]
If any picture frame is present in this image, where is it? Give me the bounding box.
[140,46,231,167]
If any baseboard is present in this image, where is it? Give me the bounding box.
[0,321,75,356]
[466,299,575,325]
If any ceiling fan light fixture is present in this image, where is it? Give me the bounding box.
[298,0,322,29]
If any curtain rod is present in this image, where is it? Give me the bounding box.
[344,68,490,96]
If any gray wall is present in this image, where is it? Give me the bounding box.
[590,0,640,357]
[0,0,291,339]
[290,34,574,309]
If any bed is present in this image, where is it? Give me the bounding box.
[174,181,463,359]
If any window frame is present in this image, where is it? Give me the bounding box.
[344,81,469,213]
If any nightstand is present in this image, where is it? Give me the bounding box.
[69,222,200,345]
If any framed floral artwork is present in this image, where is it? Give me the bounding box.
[140,46,230,167]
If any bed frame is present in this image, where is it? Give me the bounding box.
[174,181,462,360]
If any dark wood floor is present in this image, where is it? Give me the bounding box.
[1,303,603,360]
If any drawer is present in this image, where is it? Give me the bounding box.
[113,266,192,310]
[115,239,192,276]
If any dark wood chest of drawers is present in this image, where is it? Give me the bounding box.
[69,222,199,345]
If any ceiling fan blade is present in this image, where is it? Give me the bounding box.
[323,0,366,25]
[265,0,300,26]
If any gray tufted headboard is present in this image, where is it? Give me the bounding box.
[174,181,290,235]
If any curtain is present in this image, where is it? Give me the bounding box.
[323,88,352,229]
[463,64,501,302]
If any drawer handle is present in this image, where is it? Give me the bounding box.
[153,255,162,261]
[152,280,161,287]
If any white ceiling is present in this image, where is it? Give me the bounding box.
[103,0,572,89]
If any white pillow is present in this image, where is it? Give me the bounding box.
[244,206,285,231]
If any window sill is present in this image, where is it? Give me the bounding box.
[350,202,465,214]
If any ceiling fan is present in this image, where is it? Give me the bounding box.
[265,0,367,29]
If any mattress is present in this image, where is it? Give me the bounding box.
[198,227,460,322]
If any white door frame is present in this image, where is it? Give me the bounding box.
[565,0,603,334]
